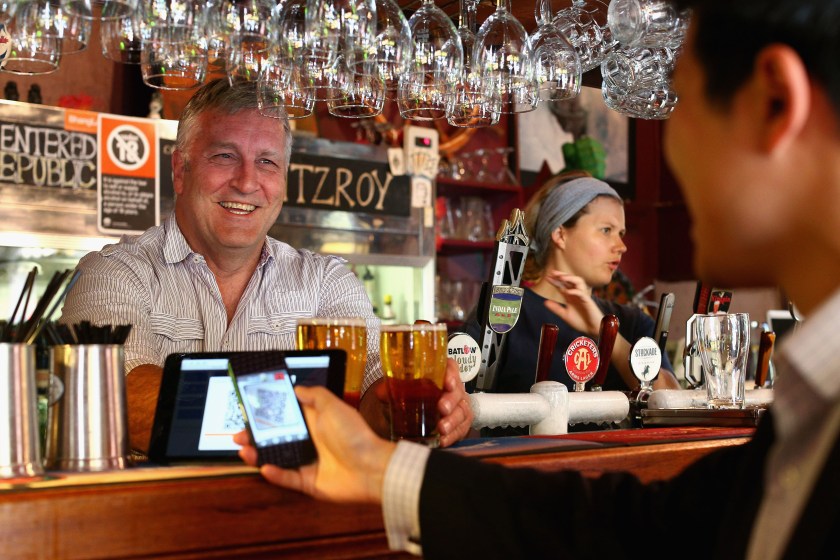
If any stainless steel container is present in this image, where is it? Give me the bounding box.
[0,343,44,478]
[45,344,128,472]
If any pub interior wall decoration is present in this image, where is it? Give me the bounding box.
[519,86,629,186]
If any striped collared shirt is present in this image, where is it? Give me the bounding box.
[60,213,383,394]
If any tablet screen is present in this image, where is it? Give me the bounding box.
[148,350,346,464]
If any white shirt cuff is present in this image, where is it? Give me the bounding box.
[382,440,431,556]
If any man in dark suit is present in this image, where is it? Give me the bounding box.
[236,0,840,557]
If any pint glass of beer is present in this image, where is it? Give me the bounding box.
[380,323,448,447]
[296,318,368,408]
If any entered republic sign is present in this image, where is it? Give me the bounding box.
[286,152,411,217]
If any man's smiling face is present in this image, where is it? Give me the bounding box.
[172,108,287,261]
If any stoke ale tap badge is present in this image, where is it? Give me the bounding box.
[630,337,662,383]
[488,285,524,333]
[565,336,600,389]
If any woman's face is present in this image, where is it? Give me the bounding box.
[556,196,627,288]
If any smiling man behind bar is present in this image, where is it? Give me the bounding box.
[59,79,473,453]
[234,1,840,558]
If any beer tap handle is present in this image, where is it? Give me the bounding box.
[591,314,619,388]
[755,330,776,389]
[653,293,675,353]
[534,323,559,384]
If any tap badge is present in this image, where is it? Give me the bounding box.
[447,332,481,383]
[629,337,661,383]
[0,24,10,69]
[488,285,524,333]
[564,336,600,384]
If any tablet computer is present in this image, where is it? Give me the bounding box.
[147,349,346,465]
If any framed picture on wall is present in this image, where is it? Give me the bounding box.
[518,86,633,199]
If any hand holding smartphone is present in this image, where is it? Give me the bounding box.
[228,354,317,469]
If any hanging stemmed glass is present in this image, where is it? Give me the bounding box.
[199,0,229,73]
[396,0,463,121]
[59,0,138,20]
[369,0,410,97]
[3,0,63,75]
[531,0,581,102]
[100,6,146,64]
[220,0,275,84]
[324,0,405,117]
[446,0,500,128]
[278,0,341,102]
[474,0,537,115]
[140,0,208,90]
[258,0,316,120]
[305,0,377,76]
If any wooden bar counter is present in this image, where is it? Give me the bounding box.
[0,427,753,559]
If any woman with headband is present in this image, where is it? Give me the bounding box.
[467,171,680,394]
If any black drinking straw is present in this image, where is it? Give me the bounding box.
[2,266,37,342]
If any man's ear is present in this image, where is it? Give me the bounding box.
[172,148,185,196]
[751,44,811,153]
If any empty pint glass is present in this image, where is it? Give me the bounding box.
[694,313,750,409]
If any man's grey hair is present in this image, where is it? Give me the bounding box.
[175,79,293,171]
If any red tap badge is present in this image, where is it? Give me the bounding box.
[564,336,600,384]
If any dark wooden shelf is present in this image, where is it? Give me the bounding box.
[437,238,496,255]
[436,177,522,196]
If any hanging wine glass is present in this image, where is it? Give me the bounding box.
[446,0,500,128]
[3,1,62,74]
[531,0,581,102]
[474,0,537,114]
[219,0,274,83]
[258,54,316,120]
[327,55,386,118]
[141,0,207,90]
[100,9,144,63]
[59,0,138,21]
[396,0,463,121]
[274,0,341,101]
[369,0,410,96]
[198,0,228,73]
[305,0,376,74]
[51,2,93,54]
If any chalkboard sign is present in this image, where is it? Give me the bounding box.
[286,152,411,217]
[0,117,97,190]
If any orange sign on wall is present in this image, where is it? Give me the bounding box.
[98,114,160,234]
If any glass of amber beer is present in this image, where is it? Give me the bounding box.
[296,318,368,409]
[380,323,448,447]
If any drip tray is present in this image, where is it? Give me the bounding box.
[641,406,767,427]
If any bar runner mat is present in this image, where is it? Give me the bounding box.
[0,464,258,492]
[449,425,754,459]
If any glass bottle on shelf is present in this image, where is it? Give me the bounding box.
[381,294,397,325]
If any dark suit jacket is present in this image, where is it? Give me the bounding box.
[419,412,840,559]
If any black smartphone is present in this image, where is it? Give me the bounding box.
[228,353,317,469]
